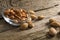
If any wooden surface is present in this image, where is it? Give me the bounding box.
[0,0,60,40]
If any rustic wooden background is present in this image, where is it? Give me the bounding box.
[0,0,60,40]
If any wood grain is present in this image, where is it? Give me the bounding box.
[0,0,60,40]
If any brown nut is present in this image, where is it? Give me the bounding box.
[13,9,20,14]
[38,15,44,20]
[21,18,26,21]
[10,10,15,15]
[30,15,37,20]
[29,10,35,14]
[28,23,34,28]
[9,15,15,19]
[4,9,11,15]
[28,21,34,28]
[13,20,18,23]
[50,21,60,27]
[48,27,57,36]
[49,18,56,23]
[26,18,32,22]
[20,23,28,30]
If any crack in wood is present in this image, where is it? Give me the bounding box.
[34,4,59,12]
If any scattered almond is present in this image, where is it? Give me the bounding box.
[30,15,37,20]
[38,15,45,20]
[49,18,56,23]
[20,23,28,30]
[50,21,60,27]
[28,21,34,28]
[29,10,35,14]
[48,27,57,36]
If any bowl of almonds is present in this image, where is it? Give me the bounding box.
[2,8,31,26]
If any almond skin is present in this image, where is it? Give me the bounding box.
[29,10,35,14]
[30,15,37,20]
[28,21,34,28]
[38,15,45,20]
[48,27,57,36]
[49,18,56,23]
[20,23,28,30]
[50,21,60,27]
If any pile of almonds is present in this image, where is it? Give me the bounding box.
[4,8,45,30]
[4,8,28,23]
[48,18,60,36]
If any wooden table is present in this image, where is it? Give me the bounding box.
[0,0,60,40]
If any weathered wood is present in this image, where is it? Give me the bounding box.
[0,0,60,40]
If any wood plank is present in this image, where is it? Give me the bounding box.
[0,0,60,40]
